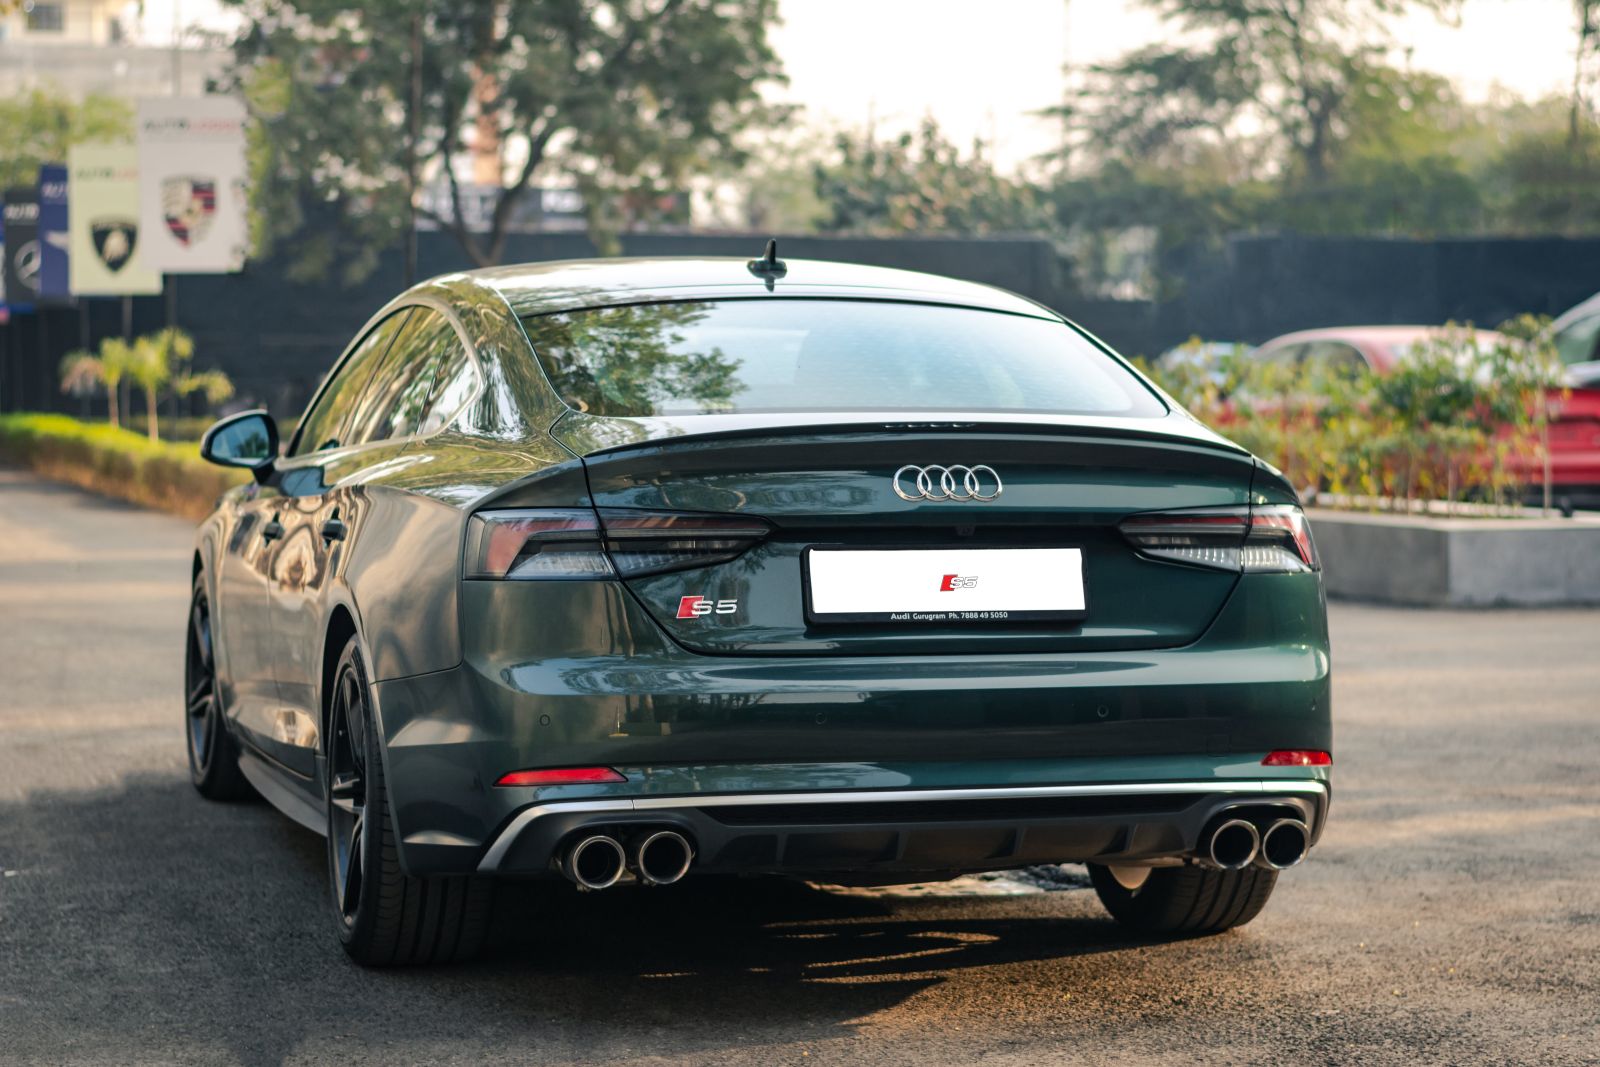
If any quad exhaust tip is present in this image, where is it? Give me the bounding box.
[1206,818,1261,870]
[1254,818,1311,871]
[630,829,694,887]
[562,834,627,891]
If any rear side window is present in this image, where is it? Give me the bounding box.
[418,339,477,436]
[1300,341,1367,375]
[292,309,411,455]
[344,309,466,445]
[520,299,1166,418]
[1555,313,1600,366]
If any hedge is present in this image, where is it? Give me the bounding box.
[0,413,248,522]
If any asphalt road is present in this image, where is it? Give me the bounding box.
[1,466,1597,1067]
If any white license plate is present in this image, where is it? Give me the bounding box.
[805,547,1087,623]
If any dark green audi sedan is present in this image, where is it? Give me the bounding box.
[189,253,1330,966]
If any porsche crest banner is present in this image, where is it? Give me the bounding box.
[68,144,162,296]
[136,97,248,273]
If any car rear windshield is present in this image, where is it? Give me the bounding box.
[519,299,1166,418]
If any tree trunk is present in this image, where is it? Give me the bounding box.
[146,387,159,442]
[108,385,119,429]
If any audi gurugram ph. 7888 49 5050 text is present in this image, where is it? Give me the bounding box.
[188,246,1331,966]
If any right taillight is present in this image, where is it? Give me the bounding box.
[1244,504,1319,573]
[1120,504,1319,574]
[465,508,770,580]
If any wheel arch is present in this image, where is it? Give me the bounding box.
[320,604,361,748]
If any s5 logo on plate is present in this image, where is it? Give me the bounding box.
[939,574,979,591]
[677,595,738,619]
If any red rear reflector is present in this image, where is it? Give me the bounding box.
[495,766,627,787]
[1262,749,1331,766]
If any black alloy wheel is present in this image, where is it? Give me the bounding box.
[324,635,494,966]
[326,651,370,929]
[185,574,251,800]
[1088,862,1278,935]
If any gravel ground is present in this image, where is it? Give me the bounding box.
[1,466,1597,1066]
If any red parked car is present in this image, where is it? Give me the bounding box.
[1253,322,1600,510]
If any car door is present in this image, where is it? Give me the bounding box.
[212,479,286,744]
[266,307,468,778]
[228,308,411,774]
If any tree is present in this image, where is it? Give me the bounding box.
[65,329,233,441]
[0,88,133,188]
[812,119,1051,236]
[1488,97,1600,235]
[1060,0,1461,184]
[223,0,785,283]
[1046,1,1498,293]
[1570,0,1600,148]
[60,338,137,429]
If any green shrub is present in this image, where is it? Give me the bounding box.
[1146,319,1565,512]
[0,413,248,521]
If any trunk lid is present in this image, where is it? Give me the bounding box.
[559,411,1256,656]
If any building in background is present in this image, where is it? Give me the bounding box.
[0,0,228,99]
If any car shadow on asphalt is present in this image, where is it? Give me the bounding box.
[1,773,1176,1065]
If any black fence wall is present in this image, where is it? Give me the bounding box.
[3,230,1598,421]
[1158,235,1600,347]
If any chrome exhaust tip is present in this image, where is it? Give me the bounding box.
[1255,818,1310,870]
[1205,818,1261,870]
[562,834,626,890]
[630,829,694,887]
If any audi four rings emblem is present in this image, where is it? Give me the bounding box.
[892,464,1003,502]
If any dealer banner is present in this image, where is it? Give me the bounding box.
[37,163,71,303]
[3,188,41,311]
[68,144,162,296]
[136,97,248,273]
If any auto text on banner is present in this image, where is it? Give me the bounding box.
[68,144,163,297]
[38,164,71,304]
[136,97,249,274]
[3,188,42,312]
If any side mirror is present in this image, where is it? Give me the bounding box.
[200,410,279,482]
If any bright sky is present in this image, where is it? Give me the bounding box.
[770,0,1578,170]
[141,0,1580,173]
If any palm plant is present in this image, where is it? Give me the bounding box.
[59,337,137,428]
[59,329,234,441]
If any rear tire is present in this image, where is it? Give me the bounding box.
[185,574,252,801]
[1088,862,1277,935]
[325,635,493,966]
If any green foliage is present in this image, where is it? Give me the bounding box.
[1048,0,1600,290]
[0,88,133,188]
[812,119,1051,236]
[1060,0,1460,182]
[1147,320,1565,511]
[222,0,786,282]
[1487,98,1600,235]
[0,414,247,522]
[58,337,137,428]
[58,329,233,442]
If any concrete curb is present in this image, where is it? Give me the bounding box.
[1309,507,1600,607]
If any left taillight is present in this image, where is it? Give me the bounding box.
[464,509,613,579]
[1119,504,1319,574]
[465,508,770,580]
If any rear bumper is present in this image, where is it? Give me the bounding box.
[477,778,1329,877]
[371,571,1331,875]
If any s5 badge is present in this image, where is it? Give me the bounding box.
[677,595,738,619]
